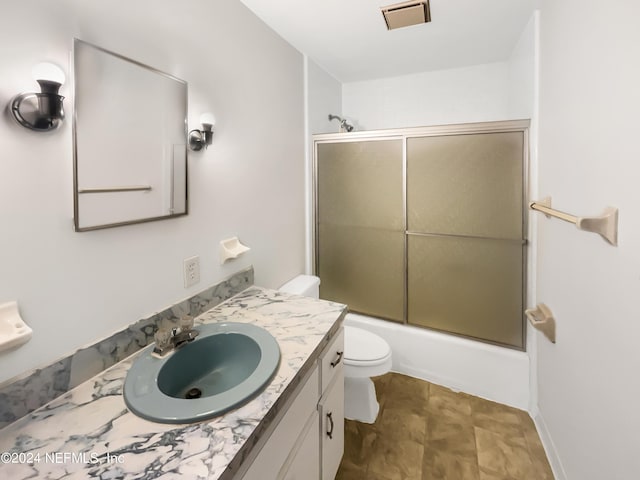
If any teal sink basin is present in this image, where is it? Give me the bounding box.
[124,322,280,424]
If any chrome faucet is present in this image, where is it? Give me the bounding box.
[153,316,199,356]
[170,325,199,348]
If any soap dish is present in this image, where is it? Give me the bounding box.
[0,301,32,353]
[220,237,250,264]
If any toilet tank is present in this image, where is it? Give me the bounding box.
[279,275,320,299]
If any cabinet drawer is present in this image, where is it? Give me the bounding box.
[320,328,344,394]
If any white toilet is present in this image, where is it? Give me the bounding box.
[279,275,392,423]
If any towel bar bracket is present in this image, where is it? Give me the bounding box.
[529,196,618,246]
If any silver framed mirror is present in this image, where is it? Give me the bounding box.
[73,39,188,231]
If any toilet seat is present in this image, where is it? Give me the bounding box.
[344,326,391,366]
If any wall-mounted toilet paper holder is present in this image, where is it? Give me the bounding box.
[525,303,556,343]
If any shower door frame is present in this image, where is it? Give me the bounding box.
[312,119,531,351]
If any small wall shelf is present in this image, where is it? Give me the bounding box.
[0,301,32,353]
[525,303,556,344]
[220,237,250,264]
[530,197,619,246]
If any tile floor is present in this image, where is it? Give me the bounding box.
[336,373,554,480]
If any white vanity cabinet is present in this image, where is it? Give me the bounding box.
[239,327,344,480]
[280,411,320,479]
[318,329,345,480]
[318,374,344,480]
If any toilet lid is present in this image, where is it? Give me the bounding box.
[344,326,391,362]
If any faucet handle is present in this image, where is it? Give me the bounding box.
[154,328,172,350]
[179,315,194,332]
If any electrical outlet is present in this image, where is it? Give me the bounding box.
[183,256,200,288]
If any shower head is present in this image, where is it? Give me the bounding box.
[328,114,354,132]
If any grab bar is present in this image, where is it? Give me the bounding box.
[529,197,618,246]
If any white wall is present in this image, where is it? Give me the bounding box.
[507,14,537,121]
[0,0,305,383]
[536,1,640,478]
[342,62,510,130]
[306,59,342,135]
[507,12,540,415]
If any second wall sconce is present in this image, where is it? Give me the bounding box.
[189,112,216,151]
[10,62,66,132]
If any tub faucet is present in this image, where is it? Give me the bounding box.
[153,316,199,356]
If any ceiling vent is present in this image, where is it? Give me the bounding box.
[381,0,431,30]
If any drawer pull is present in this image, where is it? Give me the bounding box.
[330,351,343,368]
[326,412,334,439]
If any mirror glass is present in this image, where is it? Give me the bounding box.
[73,39,188,231]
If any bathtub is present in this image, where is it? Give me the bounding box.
[344,313,531,410]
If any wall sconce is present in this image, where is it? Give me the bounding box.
[188,112,216,151]
[10,62,66,132]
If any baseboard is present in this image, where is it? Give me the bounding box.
[533,411,568,480]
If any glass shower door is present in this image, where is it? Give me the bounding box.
[316,140,404,322]
[406,132,525,348]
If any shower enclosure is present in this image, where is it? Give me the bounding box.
[313,120,529,350]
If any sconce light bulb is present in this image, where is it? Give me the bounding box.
[199,112,216,129]
[32,62,66,86]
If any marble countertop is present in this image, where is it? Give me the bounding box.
[0,287,347,480]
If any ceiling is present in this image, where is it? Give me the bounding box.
[239,0,538,83]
